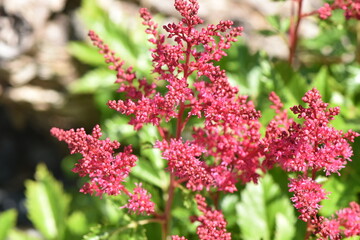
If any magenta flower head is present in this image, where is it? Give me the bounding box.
[192,194,231,240]
[264,88,359,176]
[171,236,188,240]
[288,177,329,222]
[50,125,137,196]
[317,0,360,20]
[317,202,360,239]
[88,0,263,192]
[336,201,360,237]
[122,183,155,215]
[50,125,155,214]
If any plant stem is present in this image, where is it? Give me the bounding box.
[304,221,313,240]
[111,218,165,237]
[163,32,193,238]
[288,0,304,65]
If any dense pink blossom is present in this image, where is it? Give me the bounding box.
[288,177,329,221]
[68,0,263,212]
[263,88,358,175]
[122,183,155,215]
[318,0,360,20]
[155,138,213,191]
[337,201,360,237]
[317,202,360,239]
[171,236,188,240]
[318,3,333,19]
[317,218,341,240]
[192,194,231,240]
[50,125,137,196]
[192,75,262,189]
[88,30,156,100]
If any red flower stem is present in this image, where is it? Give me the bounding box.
[301,10,318,18]
[163,38,193,238]
[288,0,304,65]
[304,221,313,240]
[175,177,189,185]
[157,126,167,140]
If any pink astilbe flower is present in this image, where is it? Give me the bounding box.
[288,177,329,221]
[90,0,263,193]
[192,77,262,189]
[317,0,360,20]
[191,194,231,240]
[336,201,360,237]
[317,202,360,239]
[318,3,333,19]
[317,218,341,240]
[263,88,358,175]
[88,30,156,100]
[262,92,294,169]
[122,183,155,215]
[50,125,137,196]
[155,138,213,191]
[171,236,188,240]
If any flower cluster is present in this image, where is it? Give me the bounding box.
[122,183,155,215]
[318,202,360,239]
[318,0,360,20]
[50,125,154,214]
[172,236,188,240]
[179,194,231,240]
[155,138,213,191]
[288,177,329,221]
[263,88,359,236]
[263,88,358,175]
[337,202,360,237]
[91,0,263,193]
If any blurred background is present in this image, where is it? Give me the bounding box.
[1,0,360,239]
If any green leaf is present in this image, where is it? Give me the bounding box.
[312,67,330,103]
[66,211,89,236]
[266,16,281,30]
[83,225,110,240]
[236,174,296,240]
[84,223,147,240]
[8,229,42,240]
[131,159,168,189]
[258,30,278,36]
[68,42,105,66]
[320,176,359,217]
[0,209,17,240]
[69,68,116,94]
[221,194,240,228]
[25,164,70,240]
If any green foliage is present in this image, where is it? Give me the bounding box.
[25,164,71,240]
[236,174,296,240]
[0,209,17,240]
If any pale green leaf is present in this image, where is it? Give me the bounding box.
[69,68,116,94]
[131,159,167,189]
[8,229,42,240]
[66,211,89,236]
[236,174,296,240]
[25,164,70,240]
[0,209,17,240]
[68,42,105,66]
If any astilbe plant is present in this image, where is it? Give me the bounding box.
[51,0,360,239]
